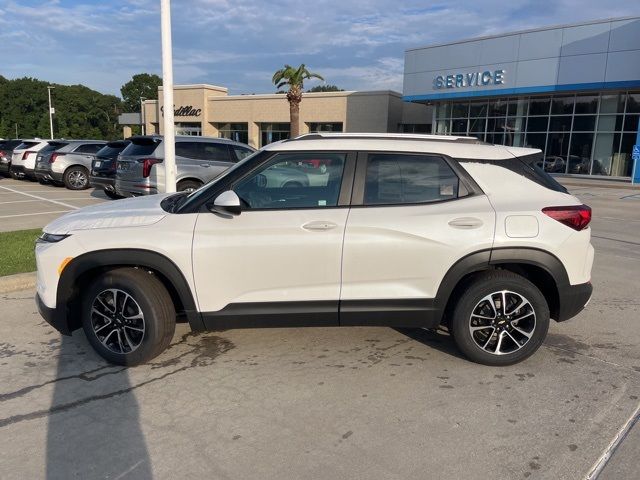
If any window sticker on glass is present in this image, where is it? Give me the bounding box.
[318,200,327,206]
[440,184,454,196]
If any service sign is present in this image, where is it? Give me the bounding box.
[434,69,505,90]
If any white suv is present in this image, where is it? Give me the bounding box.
[35,133,593,366]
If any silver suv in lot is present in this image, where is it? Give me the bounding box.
[34,140,106,189]
[115,135,255,196]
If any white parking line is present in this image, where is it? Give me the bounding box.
[0,210,72,219]
[0,198,103,205]
[0,185,79,210]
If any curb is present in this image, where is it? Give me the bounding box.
[0,271,37,294]
[557,179,640,191]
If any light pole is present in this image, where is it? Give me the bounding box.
[47,86,55,139]
[160,0,176,193]
[139,97,147,135]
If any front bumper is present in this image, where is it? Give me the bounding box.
[556,281,593,322]
[36,292,71,335]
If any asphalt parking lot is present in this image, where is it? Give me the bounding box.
[0,179,639,479]
[0,177,109,232]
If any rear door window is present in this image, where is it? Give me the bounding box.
[364,154,462,205]
[175,141,201,159]
[199,143,232,162]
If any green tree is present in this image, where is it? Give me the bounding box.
[0,77,122,139]
[120,73,162,112]
[307,84,343,93]
[272,64,324,138]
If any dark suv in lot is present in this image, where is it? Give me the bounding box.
[0,139,23,176]
[90,140,131,199]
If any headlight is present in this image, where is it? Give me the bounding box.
[37,233,70,243]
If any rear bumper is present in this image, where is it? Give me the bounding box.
[35,293,71,336]
[115,179,158,197]
[556,281,593,322]
[0,162,9,175]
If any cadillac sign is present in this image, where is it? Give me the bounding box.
[434,69,505,89]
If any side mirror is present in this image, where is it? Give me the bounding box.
[209,190,241,217]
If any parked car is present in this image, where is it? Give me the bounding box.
[33,140,70,184]
[36,132,593,367]
[115,135,255,196]
[33,140,106,189]
[10,139,50,180]
[0,139,23,176]
[90,140,131,199]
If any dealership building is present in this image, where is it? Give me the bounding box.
[133,85,430,148]
[403,16,640,178]
[121,16,640,179]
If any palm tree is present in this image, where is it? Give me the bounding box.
[272,64,324,138]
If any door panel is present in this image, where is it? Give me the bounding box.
[341,197,495,301]
[192,208,349,315]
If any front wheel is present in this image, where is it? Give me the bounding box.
[449,271,550,366]
[81,268,176,365]
[64,166,90,190]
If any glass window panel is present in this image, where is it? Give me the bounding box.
[616,133,636,176]
[235,153,346,209]
[592,133,617,176]
[308,122,343,132]
[549,116,573,132]
[435,119,450,134]
[574,94,599,114]
[568,133,594,174]
[525,133,547,153]
[436,102,451,119]
[625,93,640,114]
[217,122,249,144]
[529,97,551,115]
[364,154,461,205]
[600,94,625,114]
[487,117,507,132]
[488,100,508,116]
[468,117,486,133]
[623,115,639,132]
[552,95,574,114]
[527,116,549,132]
[573,115,597,131]
[597,115,624,131]
[469,101,488,118]
[486,132,505,145]
[508,98,529,117]
[451,102,469,118]
[260,123,290,147]
[451,119,468,134]
[546,131,570,169]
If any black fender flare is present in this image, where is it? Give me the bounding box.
[57,248,203,332]
[434,247,570,317]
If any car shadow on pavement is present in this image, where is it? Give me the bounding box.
[393,327,466,360]
[46,332,153,480]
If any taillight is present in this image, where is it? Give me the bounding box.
[22,150,35,160]
[50,152,65,163]
[141,158,162,178]
[0,150,6,158]
[542,205,592,231]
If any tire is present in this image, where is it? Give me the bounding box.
[104,189,124,200]
[38,178,50,185]
[449,271,550,366]
[81,268,176,366]
[64,166,90,190]
[177,179,202,193]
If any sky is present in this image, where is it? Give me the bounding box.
[0,0,638,97]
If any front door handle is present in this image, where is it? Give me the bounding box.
[448,217,484,229]
[302,221,338,231]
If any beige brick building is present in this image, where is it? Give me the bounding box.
[132,84,431,148]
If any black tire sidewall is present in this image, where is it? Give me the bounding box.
[177,180,202,192]
[104,189,123,200]
[81,269,174,365]
[450,273,550,366]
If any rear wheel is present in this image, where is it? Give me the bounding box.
[104,189,124,200]
[177,179,202,193]
[449,271,550,366]
[81,268,176,365]
[64,166,90,190]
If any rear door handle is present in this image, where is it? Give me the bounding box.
[302,221,338,231]
[200,163,210,168]
[448,217,483,229]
